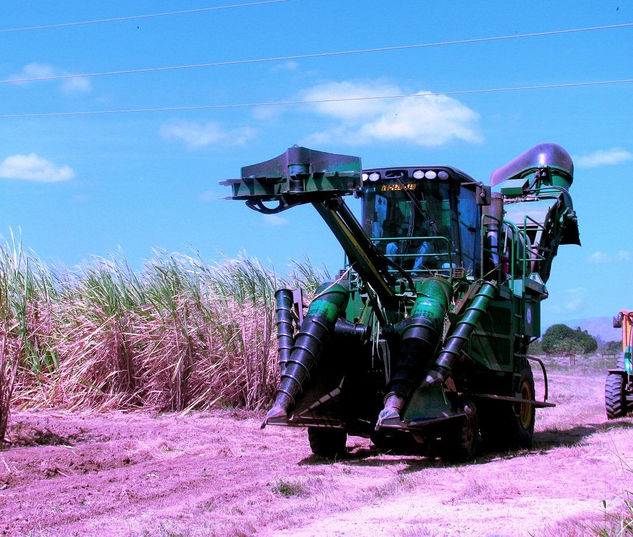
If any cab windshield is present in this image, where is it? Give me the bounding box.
[362,180,480,275]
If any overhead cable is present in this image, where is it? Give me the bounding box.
[0,0,286,33]
[2,78,632,118]
[4,21,633,84]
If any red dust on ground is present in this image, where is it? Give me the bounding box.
[0,370,631,537]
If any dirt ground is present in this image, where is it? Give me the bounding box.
[1,369,631,537]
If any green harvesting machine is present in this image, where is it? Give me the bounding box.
[221,143,580,460]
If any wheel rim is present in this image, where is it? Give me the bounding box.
[462,403,478,453]
[519,381,534,429]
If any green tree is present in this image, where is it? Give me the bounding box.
[600,340,622,355]
[541,324,598,355]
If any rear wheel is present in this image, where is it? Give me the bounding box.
[308,427,347,459]
[605,373,626,419]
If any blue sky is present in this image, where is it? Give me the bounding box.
[0,0,632,328]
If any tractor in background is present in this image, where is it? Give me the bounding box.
[221,143,580,460]
[606,311,633,418]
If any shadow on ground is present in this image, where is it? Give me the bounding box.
[534,417,633,450]
[297,418,633,471]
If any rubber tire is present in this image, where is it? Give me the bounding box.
[308,427,347,459]
[511,363,536,448]
[479,363,535,450]
[441,402,479,462]
[605,373,626,419]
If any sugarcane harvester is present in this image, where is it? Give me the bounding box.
[606,311,633,419]
[221,143,580,460]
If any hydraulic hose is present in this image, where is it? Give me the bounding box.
[274,289,295,375]
[425,281,497,385]
[265,281,349,423]
[388,277,452,399]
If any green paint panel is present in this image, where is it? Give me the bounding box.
[468,298,515,371]
[406,278,452,333]
[307,283,349,323]
[500,178,528,196]
[417,277,451,305]
[403,382,451,422]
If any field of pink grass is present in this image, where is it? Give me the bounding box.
[0,367,631,537]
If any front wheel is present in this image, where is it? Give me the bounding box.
[441,402,479,462]
[512,364,536,448]
[605,373,627,419]
[479,363,535,450]
[308,427,347,459]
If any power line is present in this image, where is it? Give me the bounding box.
[0,0,286,33]
[2,78,632,118]
[4,21,633,84]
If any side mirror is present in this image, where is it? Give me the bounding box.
[613,312,623,328]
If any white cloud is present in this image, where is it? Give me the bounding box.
[0,153,75,182]
[588,250,631,264]
[305,81,398,121]
[301,81,482,146]
[563,287,586,312]
[61,76,92,94]
[575,148,633,168]
[546,286,587,315]
[9,62,92,94]
[15,62,55,80]
[262,214,289,227]
[160,121,255,149]
[588,250,608,264]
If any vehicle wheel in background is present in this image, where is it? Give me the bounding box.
[605,373,626,419]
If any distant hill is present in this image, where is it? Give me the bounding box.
[546,317,620,343]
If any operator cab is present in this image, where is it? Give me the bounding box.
[361,166,482,277]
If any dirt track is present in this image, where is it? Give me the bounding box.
[1,370,631,537]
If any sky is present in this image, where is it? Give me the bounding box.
[0,0,632,329]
